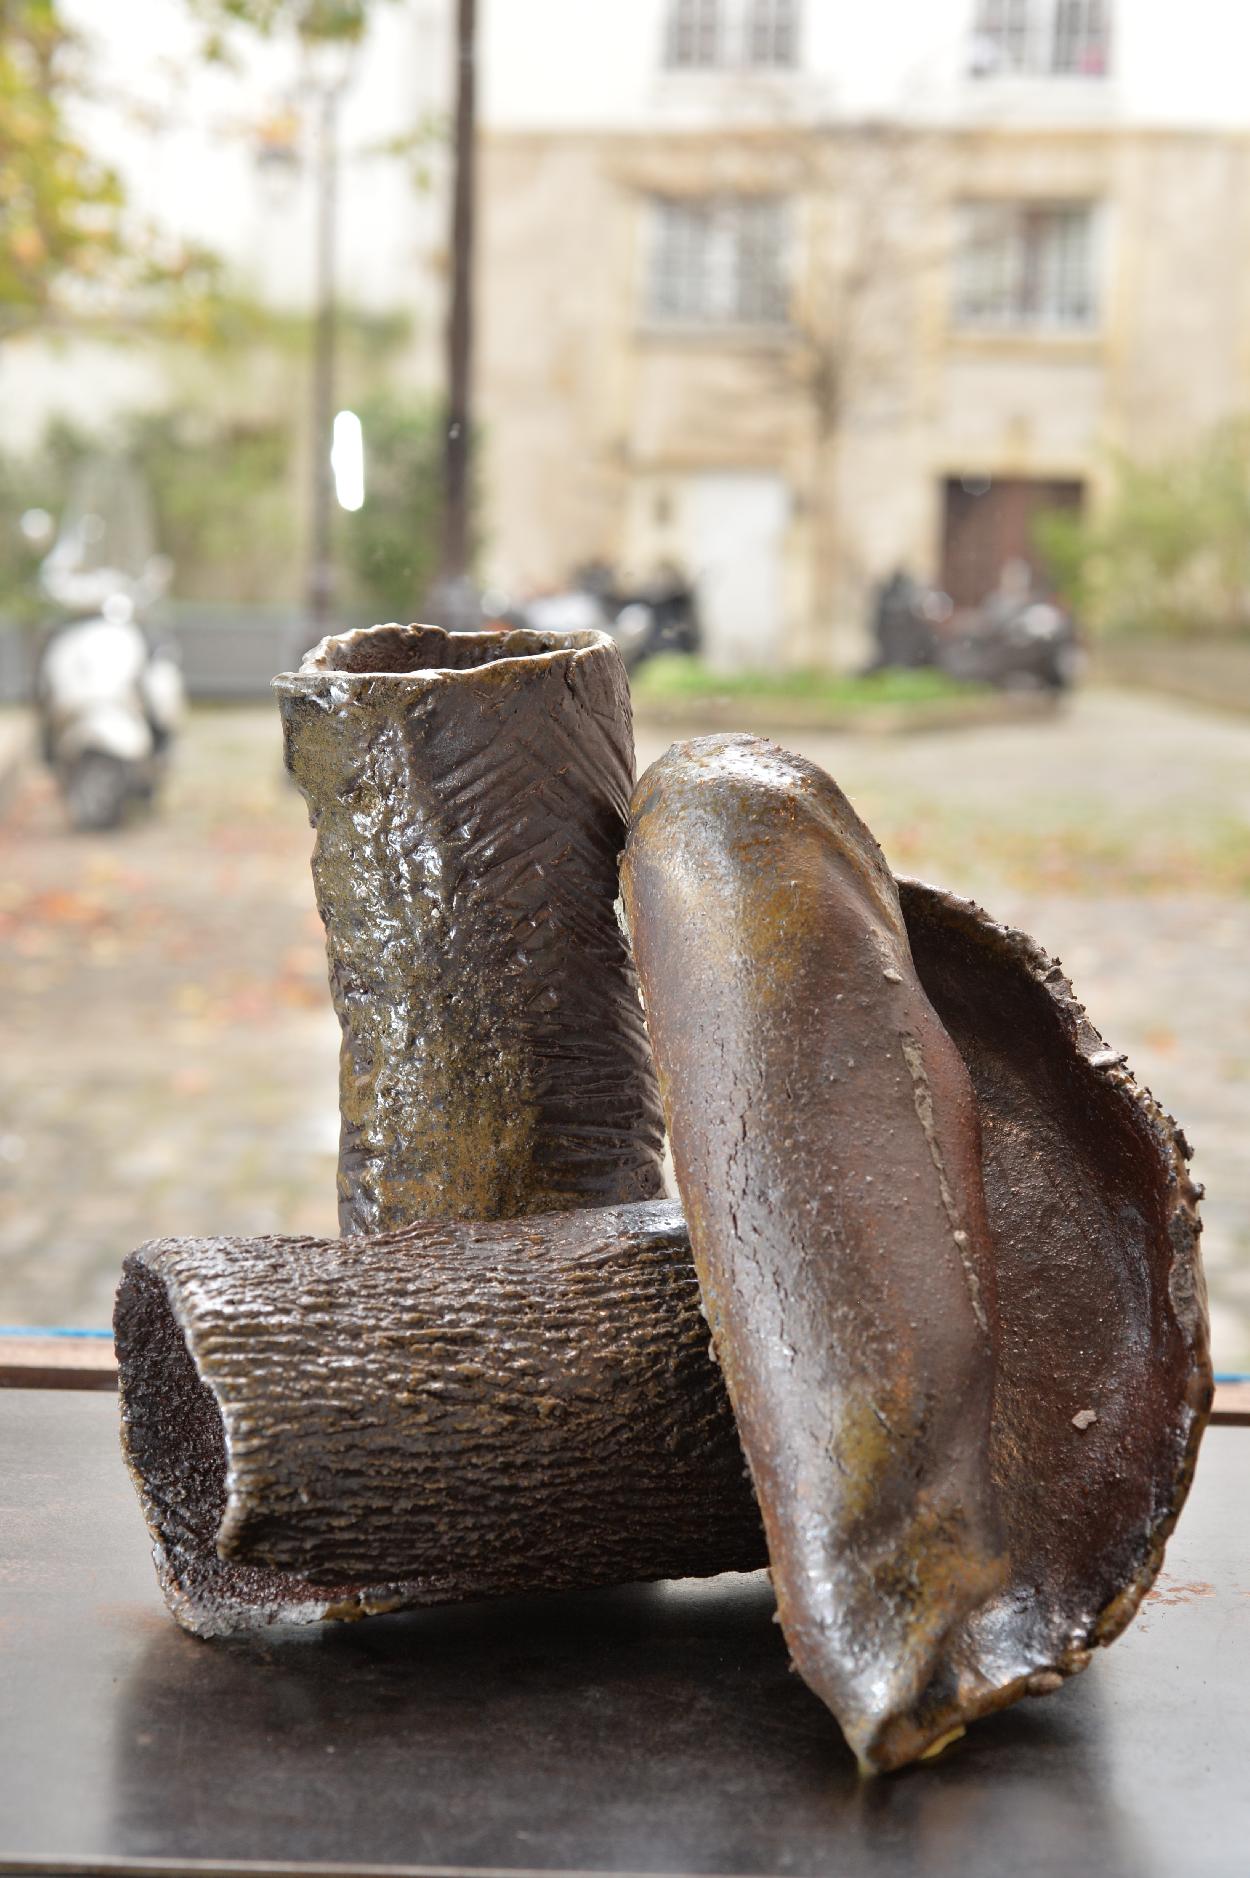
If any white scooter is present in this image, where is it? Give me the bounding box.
[33,459,185,833]
[37,597,184,832]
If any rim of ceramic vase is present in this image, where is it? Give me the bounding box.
[273,621,617,690]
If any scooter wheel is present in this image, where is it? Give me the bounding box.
[64,752,131,832]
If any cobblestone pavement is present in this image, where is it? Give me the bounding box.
[3,690,1249,1371]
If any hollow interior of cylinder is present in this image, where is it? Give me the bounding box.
[117,1262,229,1554]
[117,1267,406,1616]
[318,624,599,675]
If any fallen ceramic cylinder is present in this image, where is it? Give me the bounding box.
[622,735,1211,1773]
[116,866,1208,1696]
[274,623,664,1236]
[113,1201,766,1638]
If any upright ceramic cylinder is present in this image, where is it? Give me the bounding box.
[275,624,664,1236]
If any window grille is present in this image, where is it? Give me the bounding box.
[1051,0,1109,73]
[748,0,798,66]
[970,0,1110,76]
[954,202,1098,331]
[665,0,721,68]
[648,198,789,327]
[663,0,799,70]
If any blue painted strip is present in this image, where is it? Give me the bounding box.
[1215,1372,1250,1384]
[0,1325,113,1339]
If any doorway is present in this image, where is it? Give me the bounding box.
[687,472,789,673]
[940,475,1083,607]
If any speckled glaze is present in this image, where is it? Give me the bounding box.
[274,624,664,1235]
[623,735,1007,1770]
[114,856,1208,1683]
[896,875,1209,1709]
[622,736,1211,1773]
[113,1202,765,1637]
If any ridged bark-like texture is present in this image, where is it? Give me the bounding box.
[273,624,664,1236]
[623,735,1009,1771]
[623,736,1211,1773]
[114,868,1209,1693]
[114,1201,767,1639]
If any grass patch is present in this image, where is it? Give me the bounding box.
[631,655,990,711]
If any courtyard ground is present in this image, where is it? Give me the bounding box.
[2,688,1248,1369]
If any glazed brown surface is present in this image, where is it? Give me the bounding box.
[274,624,664,1236]
[114,845,1208,1739]
[113,1202,765,1638]
[898,879,1210,1695]
[623,735,1013,1769]
[623,736,1210,1771]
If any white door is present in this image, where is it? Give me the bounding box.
[687,473,789,674]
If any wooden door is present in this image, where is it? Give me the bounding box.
[940,476,1083,607]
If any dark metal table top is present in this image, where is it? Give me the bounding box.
[1,1389,1247,1878]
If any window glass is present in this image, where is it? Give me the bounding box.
[649,198,789,325]
[970,0,1111,76]
[665,0,721,68]
[954,202,1098,330]
[663,0,799,70]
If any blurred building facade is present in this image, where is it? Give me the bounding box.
[477,0,1250,666]
[13,0,451,450]
[15,1,1250,669]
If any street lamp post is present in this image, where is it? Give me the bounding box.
[442,0,475,586]
[428,0,478,630]
[306,66,348,638]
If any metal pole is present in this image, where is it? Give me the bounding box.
[307,80,339,636]
[439,0,476,591]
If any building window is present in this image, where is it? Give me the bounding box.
[953,202,1099,331]
[648,197,789,327]
[969,0,1110,77]
[663,0,800,70]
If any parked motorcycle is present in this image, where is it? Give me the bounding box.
[941,595,1081,693]
[498,562,701,671]
[36,601,184,832]
[865,569,951,672]
[34,459,184,832]
[867,563,1080,694]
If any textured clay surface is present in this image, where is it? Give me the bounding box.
[623,735,1008,1769]
[114,849,1209,1717]
[274,624,664,1236]
[113,1201,766,1637]
[622,735,1211,1772]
